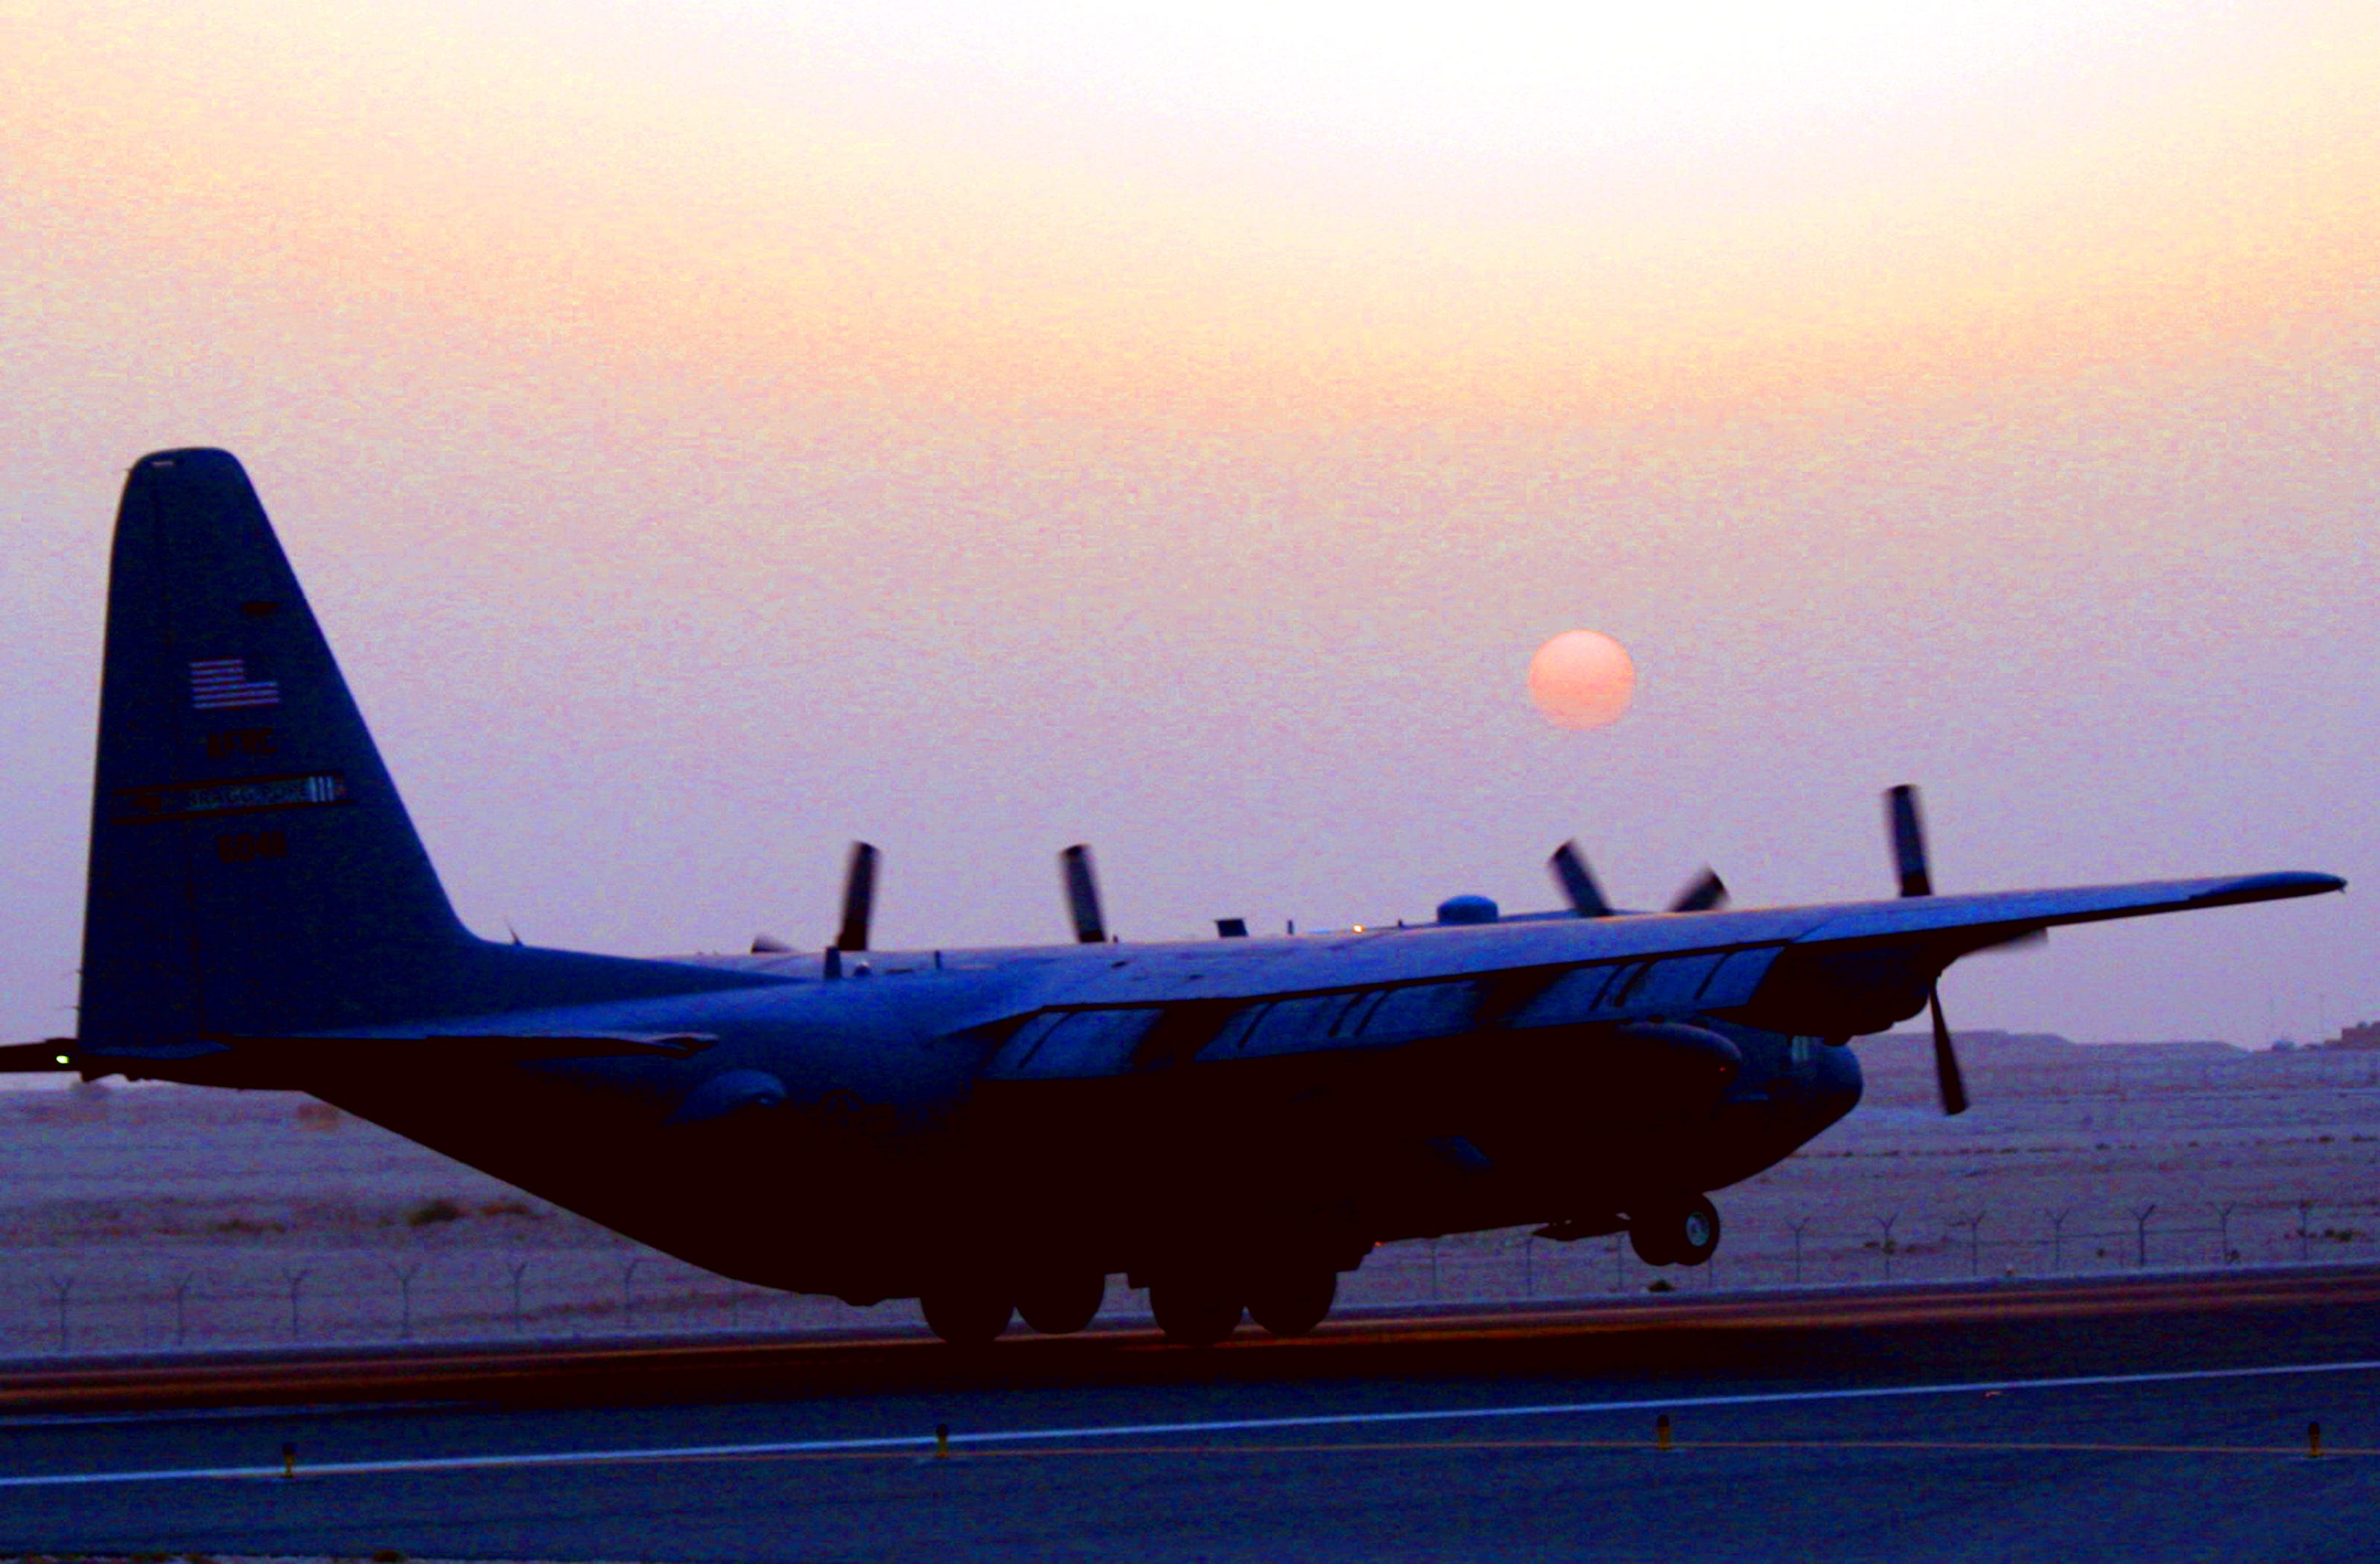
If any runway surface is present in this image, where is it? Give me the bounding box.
[4,1266,2376,1561]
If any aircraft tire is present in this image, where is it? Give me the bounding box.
[1149,1280,1244,1347]
[1247,1268,1336,1338]
[1017,1272,1106,1335]
[1633,1196,1721,1268]
[920,1285,1014,1346]
[1627,1221,1677,1267]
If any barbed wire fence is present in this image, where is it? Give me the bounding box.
[6,1194,2375,1358]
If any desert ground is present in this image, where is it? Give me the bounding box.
[4,1034,2376,1358]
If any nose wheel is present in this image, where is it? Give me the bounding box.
[1629,1195,1720,1268]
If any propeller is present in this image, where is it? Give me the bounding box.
[1886,783,1932,897]
[1667,868,1730,914]
[1548,841,1614,918]
[1546,842,1729,916]
[1886,783,1968,1116]
[835,841,879,953]
[1060,843,1107,944]
[1929,986,1970,1117]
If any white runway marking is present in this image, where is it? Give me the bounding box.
[5,1357,2376,1491]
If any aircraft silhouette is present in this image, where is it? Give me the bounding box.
[4,451,2345,1345]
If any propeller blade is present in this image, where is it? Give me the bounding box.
[1886,783,1933,897]
[1667,868,1729,914]
[1060,843,1107,944]
[834,841,879,953]
[750,933,792,954]
[1929,985,1970,1116]
[1548,840,1615,918]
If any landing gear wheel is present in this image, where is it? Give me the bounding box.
[1016,1272,1106,1335]
[1632,1195,1721,1268]
[1628,1221,1677,1267]
[1247,1270,1337,1338]
[1149,1279,1243,1347]
[920,1285,1014,1346]
[1671,1196,1720,1266]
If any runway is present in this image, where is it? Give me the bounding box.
[11,1264,2380,1417]
[4,1266,2376,1561]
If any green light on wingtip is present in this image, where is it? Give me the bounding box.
[53,1054,69,1066]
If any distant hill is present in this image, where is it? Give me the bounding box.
[1862,1031,2241,1063]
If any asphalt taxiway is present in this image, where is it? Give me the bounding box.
[3,1266,2376,1561]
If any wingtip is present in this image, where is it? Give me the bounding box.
[2193,871,2347,906]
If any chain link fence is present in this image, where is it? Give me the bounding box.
[9,1195,2373,1358]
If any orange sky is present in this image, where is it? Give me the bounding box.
[5,2,2373,426]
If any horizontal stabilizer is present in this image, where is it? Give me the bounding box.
[215,1031,720,1062]
[62,1031,722,1087]
[0,1041,78,1074]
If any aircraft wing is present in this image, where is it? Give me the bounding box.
[1733,870,2342,1037]
[1045,869,2343,1040]
[1780,871,2340,951]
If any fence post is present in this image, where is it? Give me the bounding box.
[1876,1212,1899,1282]
[2297,1200,2314,1263]
[284,1269,310,1340]
[2046,1209,2072,1274]
[2212,1204,2236,1267]
[391,1262,421,1341]
[1959,1212,1987,1277]
[1787,1217,1811,1287]
[2131,1205,2157,1268]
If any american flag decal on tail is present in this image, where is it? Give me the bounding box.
[189,658,280,711]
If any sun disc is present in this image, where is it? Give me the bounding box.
[1528,630,1636,730]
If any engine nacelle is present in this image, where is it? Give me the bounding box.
[1603,1020,1744,1104]
[669,1067,788,1125]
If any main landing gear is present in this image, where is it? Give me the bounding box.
[920,1270,1110,1345]
[1016,1272,1105,1336]
[1150,1265,1338,1347]
[921,1265,1341,1347]
[920,1282,1015,1347]
[1629,1195,1721,1268]
[1148,1277,1243,1347]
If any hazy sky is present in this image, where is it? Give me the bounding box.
[4,1,2374,1051]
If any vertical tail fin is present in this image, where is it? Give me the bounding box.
[78,450,477,1049]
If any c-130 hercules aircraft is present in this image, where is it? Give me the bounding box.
[6,450,2346,1345]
